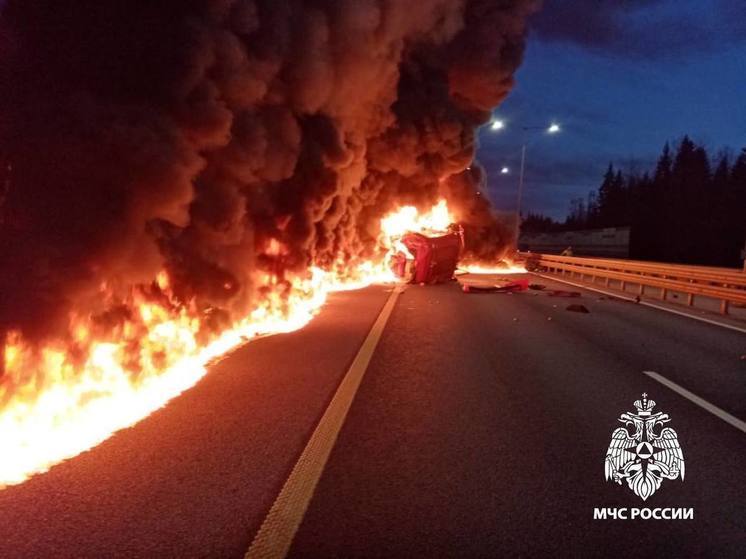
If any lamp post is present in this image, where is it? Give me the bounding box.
[490,120,561,245]
[516,143,528,244]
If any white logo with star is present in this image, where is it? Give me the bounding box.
[604,393,685,501]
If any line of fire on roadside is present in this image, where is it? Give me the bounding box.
[389,224,464,284]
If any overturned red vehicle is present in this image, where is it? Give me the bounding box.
[390,225,464,284]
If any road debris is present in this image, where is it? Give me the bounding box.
[528,283,546,290]
[459,278,529,294]
[598,295,634,303]
[547,290,581,298]
[566,304,590,314]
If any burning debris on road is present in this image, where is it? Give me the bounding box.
[0,0,539,485]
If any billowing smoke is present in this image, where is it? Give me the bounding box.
[0,0,538,349]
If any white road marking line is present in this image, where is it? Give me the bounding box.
[533,273,746,335]
[644,370,746,434]
[244,285,403,559]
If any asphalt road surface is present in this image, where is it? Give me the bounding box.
[1,275,744,558]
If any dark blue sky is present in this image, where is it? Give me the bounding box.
[477,0,746,219]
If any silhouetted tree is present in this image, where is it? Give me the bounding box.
[597,163,616,223]
[586,190,599,227]
[554,138,745,266]
[521,212,559,233]
[727,149,746,264]
[566,197,587,229]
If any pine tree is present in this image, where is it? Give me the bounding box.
[712,154,730,191]
[629,172,654,259]
[727,149,746,265]
[665,137,697,261]
[575,140,743,266]
[613,169,626,225]
[586,190,599,228]
[597,164,616,226]
[654,142,672,183]
[566,198,587,229]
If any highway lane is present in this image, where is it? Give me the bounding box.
[289,275,746,558]
[0,286,393,559]
[0,275,744,558]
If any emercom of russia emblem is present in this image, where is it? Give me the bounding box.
[605,393,684,501]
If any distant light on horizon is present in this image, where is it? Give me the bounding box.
[491,120,505,131]
[501,166,510,174]
[548,123,561,134]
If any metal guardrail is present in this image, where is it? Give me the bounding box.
[518,252,746,315]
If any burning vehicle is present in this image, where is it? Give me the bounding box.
[390,224,464,284]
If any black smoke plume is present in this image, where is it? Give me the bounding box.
[0,0,539,350]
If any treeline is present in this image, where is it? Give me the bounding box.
[522,137,746,266]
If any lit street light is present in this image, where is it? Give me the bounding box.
[490,121,562,244]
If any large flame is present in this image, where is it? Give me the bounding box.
[379,199,452,240]
[0,199,480,488]
[378,199,455,261]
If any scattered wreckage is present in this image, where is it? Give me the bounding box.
[387,224,590,314]
[389,223,530,292]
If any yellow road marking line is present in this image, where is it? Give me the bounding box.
[245,285,403,559]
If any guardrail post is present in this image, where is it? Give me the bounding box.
[638,284,645,295]
[720,300,729,315]
[661,288,667,301]
[687,293,694,306]
[604,277,609,286]
[621,280,626,291]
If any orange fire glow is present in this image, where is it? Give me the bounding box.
[379,199,452,240]
[379,199,454,262]
[458,263,526,275]
[0,199,517,488]
[0,275,330,487]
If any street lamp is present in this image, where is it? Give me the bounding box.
[490,122,561,244]
[491,119,505,131]
[500,166,510,174]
